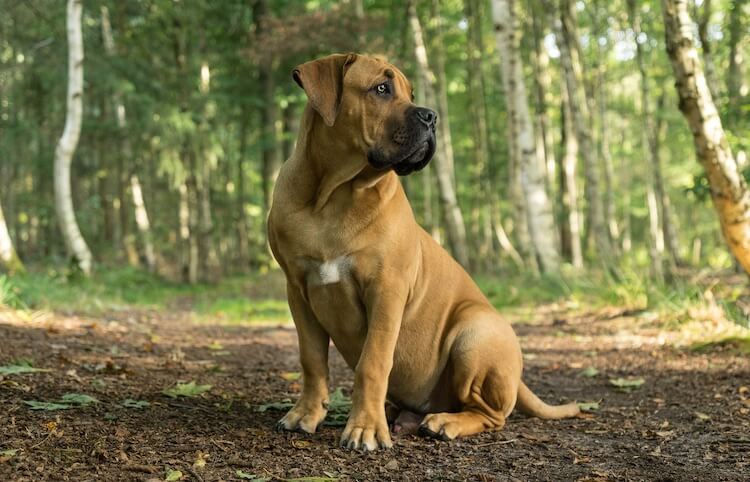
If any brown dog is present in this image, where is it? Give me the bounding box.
[268,53,579,451]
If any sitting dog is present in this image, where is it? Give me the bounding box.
[268,53,579,451]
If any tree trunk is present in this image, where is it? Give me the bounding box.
[464,0,498,268]
[546,0,613,272]
[236,110,250,266]
[408,0,470,268]
[559,87,584,268]
[101,6,156,272]
[696,0,720,100]
[530,0,557,194]
[0,198,24,274]
[663,0,750,274]
[491,0,560,274]
[54,0,93,275]
[628,0,667,280]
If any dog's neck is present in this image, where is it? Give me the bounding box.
[292,106,397,212]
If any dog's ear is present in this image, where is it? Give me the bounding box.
[292,53,357,127]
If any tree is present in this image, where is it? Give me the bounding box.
[407,0,470,268]
[0,198,24,274]
[663,0,750,274]
[101,6,157,272]
[545,0,614,272]
[54,0,93,275]
[491,0,560,273]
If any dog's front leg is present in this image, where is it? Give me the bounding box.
[340,285,406,451]
[277,284,330,434]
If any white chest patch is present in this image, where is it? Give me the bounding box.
[303,256,353,286]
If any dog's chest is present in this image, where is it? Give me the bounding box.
[299,255,354,287]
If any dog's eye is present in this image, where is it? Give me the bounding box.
[374,82,390,96]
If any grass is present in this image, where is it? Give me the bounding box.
[2,266,291,324]
[2,263,748,330]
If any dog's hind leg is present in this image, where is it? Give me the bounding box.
[420,312,522,440]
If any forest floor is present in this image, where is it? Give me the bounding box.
[1,270,749,481]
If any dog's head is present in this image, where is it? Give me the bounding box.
[293,53,437,176]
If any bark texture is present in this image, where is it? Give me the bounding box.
[54,0,93,275]
[663,0,750,274]
[492,0,560,273]
[408,0,470,268]
[0,199,24,274]
[547,0,614,270]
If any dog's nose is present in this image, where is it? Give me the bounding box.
[415,107,437,128]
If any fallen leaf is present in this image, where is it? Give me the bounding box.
[0,361,50,376]
[280,372,301,381]
[162,381,212,399]
[24,401,71,411]
[0,449,19,463]
[579,367,599,378]
[235,470,269,481]
[208,341,224,350]
[165,468,183,481]
[695,412,711,421]
[609,377,645,391]
[656,430,675,438]
[577,401,600,412]
[291,440,312,449]
[193,451,208,468]
[122,399,150,409]
[60,393,99,406]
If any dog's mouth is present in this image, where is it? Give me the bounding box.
[392,139,434,176]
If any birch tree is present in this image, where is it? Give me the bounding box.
[54,0,93,275]
[491,0,560,273]
[407,0,470,268]
[663,0,750,274]
[545,0,614,271]
[0,199,24,274]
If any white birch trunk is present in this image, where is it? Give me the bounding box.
[54,0,93,275]
[408,0,470,268]
[663,0,750,274]
[492,0,560,273]
[0,199,24,274]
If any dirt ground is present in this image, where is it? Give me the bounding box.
[1,300,749,482]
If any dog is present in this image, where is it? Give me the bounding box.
[267,53,579,451]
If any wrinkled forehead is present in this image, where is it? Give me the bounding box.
[346,56,412,96]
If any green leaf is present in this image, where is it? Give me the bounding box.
[162,381,212,399]
[577,401,600,412]
[280,371,301,381]
[24,400,71,411]
[165,468,183,481]
[122,399,150,409]
[61,393,100,406]
[287,478,339,482]
[0,449,19,462]
[579,366,599,378]
[235,470,269,481]
[609,377,645,391]
[255,400,294,413]
[0,361,50,376]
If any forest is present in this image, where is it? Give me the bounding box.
[1,0,749,480]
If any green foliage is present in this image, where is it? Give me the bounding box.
[0,275,25,309]
[24,393,99,410]
[162,381,212,399]
[0,360,50,376]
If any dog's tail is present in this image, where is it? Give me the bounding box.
[516,381,580,419]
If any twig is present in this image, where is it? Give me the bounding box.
[475,438,517,448]
[186,466,205,482]
[124,464,158,474]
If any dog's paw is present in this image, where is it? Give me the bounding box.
[340,416,392,451]
[276,403,327,434]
